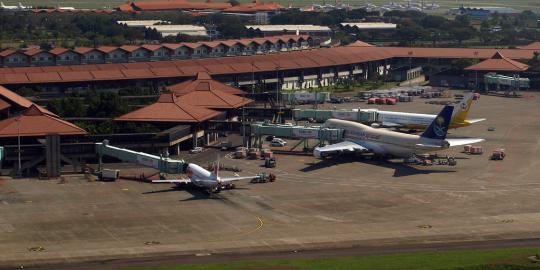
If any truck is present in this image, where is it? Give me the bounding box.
[264,157,276,168]
[490,149,506,160]
[251,172,276,183]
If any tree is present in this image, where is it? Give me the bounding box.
[450,58,476,72]
[421,15,445,29]
[450,27,476,45]
[528,52,540,71]
[396,25,426,45]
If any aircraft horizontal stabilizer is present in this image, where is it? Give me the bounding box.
[467,118,486,124]
[446,138,485,147]
[415,143,443,149]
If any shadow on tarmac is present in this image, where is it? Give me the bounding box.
[301,155,456,177]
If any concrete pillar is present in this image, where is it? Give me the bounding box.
[46,134,61,178]
[192,130,198,148]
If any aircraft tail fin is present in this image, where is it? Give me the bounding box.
[421,105,453,140]
[452,92,474,123]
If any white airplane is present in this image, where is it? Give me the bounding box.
[314,105,484,159]
[373,92,486,130]
[1,2,18,9]
[1,2,30,9]
[152,161,258,193]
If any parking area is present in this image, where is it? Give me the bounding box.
[0,92,539,267]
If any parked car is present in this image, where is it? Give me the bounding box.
[271,141,286,147]
[330,97,344,103]
[189,147,203,154]
[271,138,287,145]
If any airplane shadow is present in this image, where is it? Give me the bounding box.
[300,155,362,172]
[301,155,456,177]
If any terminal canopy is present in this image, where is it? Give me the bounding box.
[465,52,529,72]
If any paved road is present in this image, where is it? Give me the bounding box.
[11,238,540,270]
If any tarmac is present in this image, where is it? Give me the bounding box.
[1,91,540,268]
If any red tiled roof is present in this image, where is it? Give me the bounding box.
[59,71,94,81]
[0,105,86,138]
[167,72,245,95]
[175,88,252,109]
[170,73,252,109]
[347,40,374,47]
[120,45,144,53]
[386,47,534,60]
[115,93,221,123]
[27,72,62,82]
[3,45,538,86]
[465,51,529,72]
[117,3,134,12]
[130,0,231,11]
[141,44,165,51]
[223,1,283,12]
[519,42,540,50]
[97,46,123,54]
[21,48,45,56]
[49,47,70,55]
[0,85,57,116]
[0,98,11,111]
[73,47,98,54]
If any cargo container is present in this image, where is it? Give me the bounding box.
[469,146,483,155]
[490,148,505,160]
[367,98,376,104]
[385,98,397,105]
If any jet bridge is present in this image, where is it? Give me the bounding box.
[96,140,187,174]
[250,123,344,149]
[292,108,378,123]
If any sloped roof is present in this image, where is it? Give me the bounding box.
[464,51,529,72]
[167,72,245,95]
[173,74,253,109]
[0,105,86,138]
[115,93,221,123]
[224,1,283,12]
[519,42,540,50]
[0,85,57,116]
[130,0,231,11]
[347,40,374,47]
[0,99,11,111]
[49,47,71,55]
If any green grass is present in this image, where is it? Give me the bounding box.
[121,247,540,270]
[2,0,539,11]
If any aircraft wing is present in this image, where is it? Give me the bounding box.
[314,141,369,158]
[219,176,258,182]
[467,118,486,124]
[151,179,191,184]
[381,121,403,128]
[446,138,485,147]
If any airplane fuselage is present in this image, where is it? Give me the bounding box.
[324,119,448,157]
[184,163,217,189]
[377,110,471,129]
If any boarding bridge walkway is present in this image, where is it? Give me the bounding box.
[250,123,344,148]
[292,108,378,123]
[96,140,187,174]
